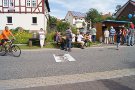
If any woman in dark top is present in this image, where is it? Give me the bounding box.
[116,28,122,50]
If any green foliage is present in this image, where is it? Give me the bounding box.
[105,16,116,20]
[85,8,102,23]
[116,16,127,21]
[71,26,77,34]
[11,28,32,44]
[56,21,70,32]
[49,16,57,28]
[46,31,55,42]
[45,42,56,48]
[49,16,57,24]
[131,17,135,24]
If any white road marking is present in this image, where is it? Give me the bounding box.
[0,68,135,90]
[63,54,76,62]
[53,54,76,62]
[53,54,62,62]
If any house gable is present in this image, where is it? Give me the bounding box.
[0,0,50,14]
[65,11,87,29]
[115,0,135,19]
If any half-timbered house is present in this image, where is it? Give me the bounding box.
[0,0,50,31]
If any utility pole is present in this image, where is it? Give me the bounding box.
[89,19,92,29]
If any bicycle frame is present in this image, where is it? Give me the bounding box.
[0,39,21,57]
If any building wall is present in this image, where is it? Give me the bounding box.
[118,2,135,19]
[65,12,74,25]
[0,14,45,31]
[0,0,43,13]
[74,18,86,28]
[0,0,49,31]
[65,11,87,32]
[44,2,49,31]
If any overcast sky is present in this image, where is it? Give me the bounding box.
[49,0,129,19]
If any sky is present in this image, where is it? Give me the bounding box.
[49,0,129,19]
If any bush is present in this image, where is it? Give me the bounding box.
[11,28,32,44]
[46,31,55,42]
[56,21,70,32]
[71,26,77,34]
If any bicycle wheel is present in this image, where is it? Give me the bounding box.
[11,45,21,57]
[0,45,6,56]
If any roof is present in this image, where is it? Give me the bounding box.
[130,0,135,5]
[69,11,86,18]
[114,0,135,18]
[45,0,50,12]
[102,20,130,24]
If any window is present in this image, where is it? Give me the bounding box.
[3,0,14,7]
[27,0,31,7]
[26,0,37,7]
[32,0,37,7]
[3,0,8,7]
[9,0,14,7]
[7,17,12,23]
[32,17,37,24]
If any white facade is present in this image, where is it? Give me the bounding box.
[0,0,50,31]
[65,12,74,25]
[0,14,47,30]
[65,11,87,29]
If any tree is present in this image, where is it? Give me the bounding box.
[56,21,70,32]
[115,5,121,12]
[48,16,57,28]
[105,16,116,20]
[85,8,102,24]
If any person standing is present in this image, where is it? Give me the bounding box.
[38,28,45,48]
[91,26,97,42]
[65,27,72,52]
[127,22,135,46]
[121,26,127,45]
[104,29,109,44]
[116,29,122,50]
[72,32,76,43]
[109,26,116,44]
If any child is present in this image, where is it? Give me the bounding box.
[116,29,122,50]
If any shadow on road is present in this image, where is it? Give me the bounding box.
[122,61,135,68]
[100,79,134,90]
[107,48,117,50]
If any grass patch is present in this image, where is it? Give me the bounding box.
[18,42,57,49]
[18,41,101,50]
[19,45,40,49]
[90,41,101,46]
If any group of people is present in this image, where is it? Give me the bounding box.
[103,22,135,50]
[54,26,97,52]
[2,22,134,51]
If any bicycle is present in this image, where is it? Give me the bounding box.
[0,39,21,57]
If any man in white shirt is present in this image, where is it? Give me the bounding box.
[72,33,76,43]
[38,28,45,48]
[104,29,109,44]
[77,32,85,49]
[91,26,97,42]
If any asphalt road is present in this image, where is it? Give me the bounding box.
[0,45,135,90]
[11,75,135,90]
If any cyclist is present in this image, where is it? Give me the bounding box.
[0,26,15,45]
